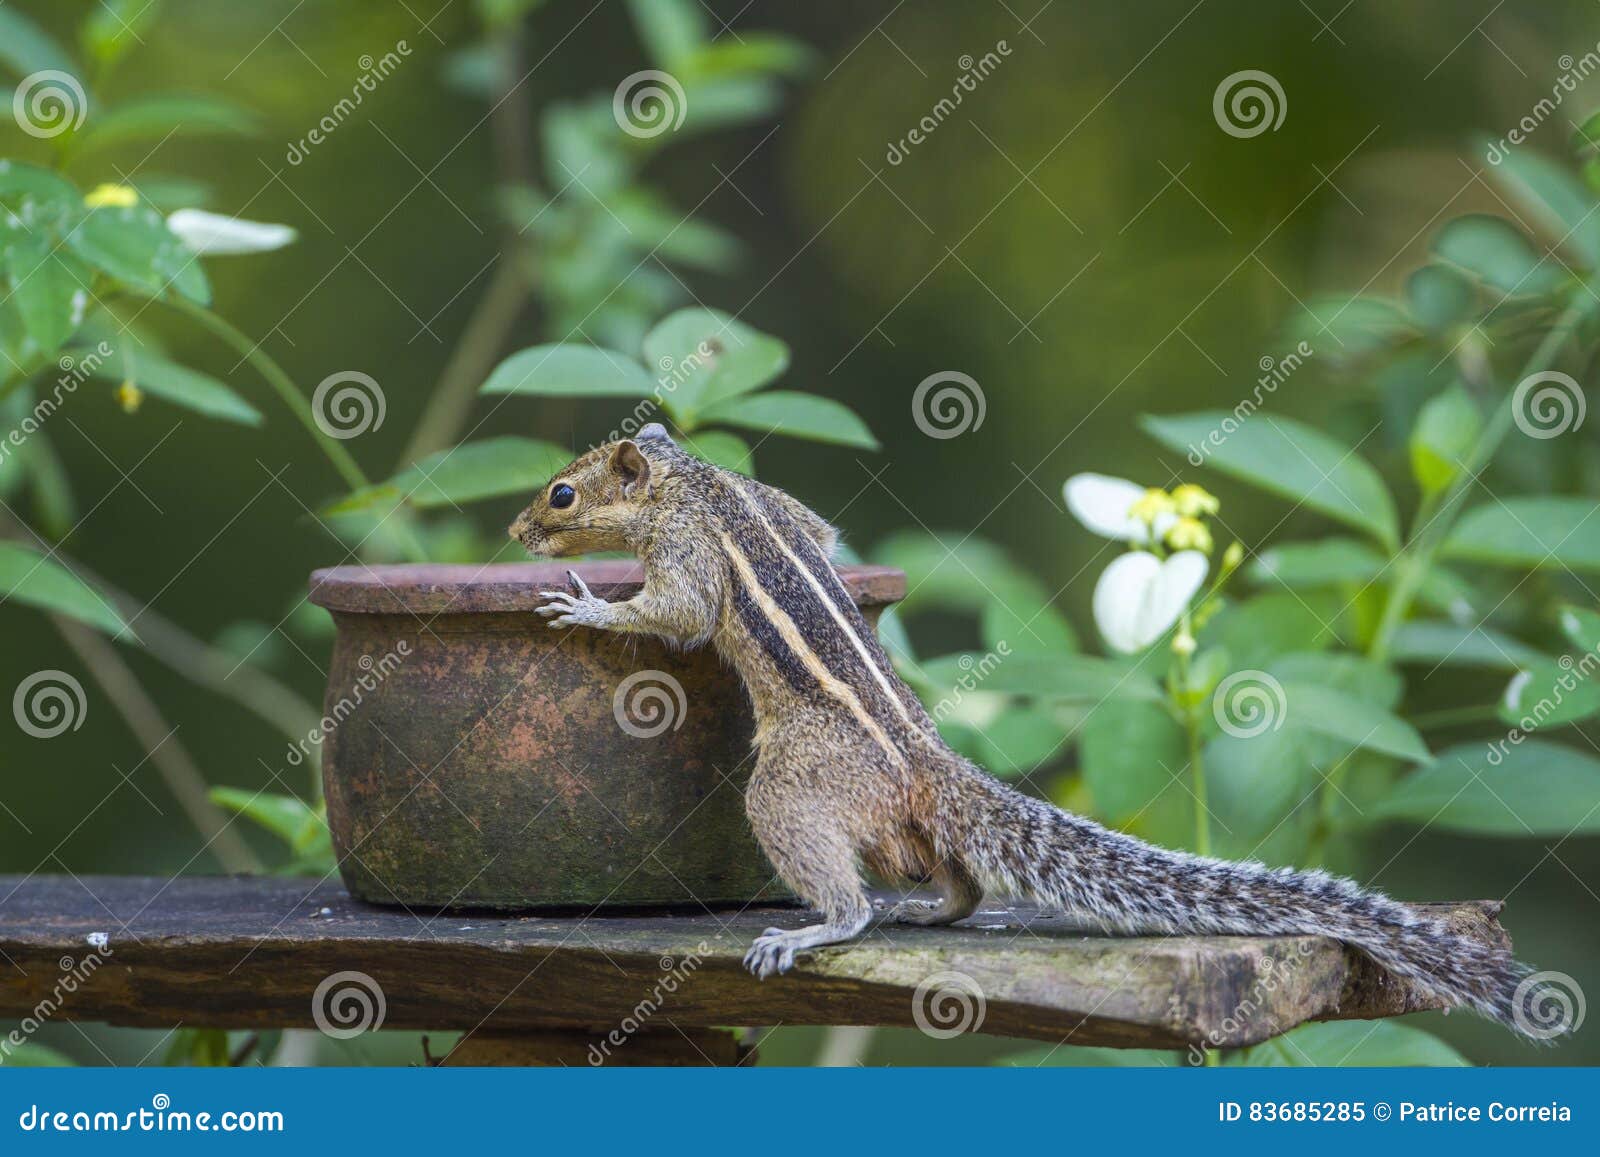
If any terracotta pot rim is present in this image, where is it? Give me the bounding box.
[308,560,907,615]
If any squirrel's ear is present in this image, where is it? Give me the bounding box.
[636,422,674,445]
[609,439,652,497]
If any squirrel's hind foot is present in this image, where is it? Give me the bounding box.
[742,915,870,980]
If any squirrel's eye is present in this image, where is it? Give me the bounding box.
[549,483,576,509]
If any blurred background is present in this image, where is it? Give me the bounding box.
[3,0,1599,1067]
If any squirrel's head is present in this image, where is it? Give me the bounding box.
[509,423,674,558]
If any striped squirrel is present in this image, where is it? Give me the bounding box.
[511,423,1540,1035]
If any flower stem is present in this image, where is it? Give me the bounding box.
[1173,616,1211,858]
[160,296,370,492]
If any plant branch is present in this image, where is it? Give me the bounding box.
[158,296,370,492]
[1369,285,1600,660]
[399,259,530,464]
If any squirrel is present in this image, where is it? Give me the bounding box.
[511,423,1541,1036]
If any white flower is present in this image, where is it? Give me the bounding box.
[166,209,296,255]
[1092,550,1209,654]
[1064,473,1177,544]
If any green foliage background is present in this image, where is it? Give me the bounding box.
[3,0,1599,1068]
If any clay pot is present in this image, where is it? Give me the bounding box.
[307,561,906,910]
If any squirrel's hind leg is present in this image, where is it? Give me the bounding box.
[743,771,872,980]
[884,858,983,927]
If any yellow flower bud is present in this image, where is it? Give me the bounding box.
[1166,516,1213,554]
[115,381,143,413]
[1222,541,1245,572]
[1171,483,1220,518]
[1171,629,1197,657]
[85,184,139,209]
[1128,487,1176,524]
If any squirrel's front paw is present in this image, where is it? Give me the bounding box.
[537,571,614,630]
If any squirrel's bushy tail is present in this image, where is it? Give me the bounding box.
[937,767,1546,1037]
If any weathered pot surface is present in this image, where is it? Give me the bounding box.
[308,561,905,911]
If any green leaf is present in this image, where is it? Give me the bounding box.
[1142,412,1399,549]
[82,0,164,67]
[1269,651,1403,709]
[610,189,740,273]
[66,204,209,304]
[1249,538,1386,589]
[4,234,86,354]
[1442,497,1600,571]
[699,390,879,450]
[918,652,1161,702]
[95,348,262,425]
[1,1041,75,1066]
[209,787,325,852]
[681,35,816,83]
[1484,145,1600,267]
[1284,295,1413,361]
[1558,605,1600,651]
[1200,591,1347,669]
[1431,214,1564,296]
[1409,384,1482,495]
[951,703,1069,777]
[480,343,657,397]
[1227,1020,1469,1067]
[0,542,127,635]
[624,0,707,68]
[981,599,1078,656]
[23,430,73,539]
[1388,620,1546,669]
[678,76,783,136]
[1404,264,1476,331]
[1206,725,1311,838]
[77,94,259,152]
[0,161,83,214]
[1499,658,1600,728]
[388,436,569,508]
[1374,740,1600,836]
[678,428,753,474]
[1282,682,1431,763]
[0,7,76,77]
[540,100,628,197]
[1080,700,1184,825]
[641,308,788,415]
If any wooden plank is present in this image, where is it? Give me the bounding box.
[0,876,1510,1049]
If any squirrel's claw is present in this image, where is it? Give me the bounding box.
[742,929,800,979]
[537,583,611,630]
